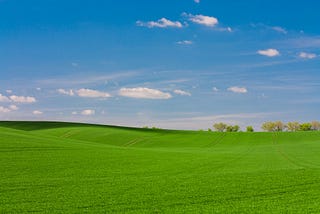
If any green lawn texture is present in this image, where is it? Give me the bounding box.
[0,121,319,213]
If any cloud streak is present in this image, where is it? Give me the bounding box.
[174,89,191,96]
[227,86,248,94]
[58,88,111,98]
[299,52,317,59]
[119,87,172,99]
[136,18,183,28]
[257,49,280,57]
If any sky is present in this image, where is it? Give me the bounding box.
[1,0,320,130]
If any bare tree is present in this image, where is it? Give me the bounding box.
[274,121,285,132]
[311,121,320,131]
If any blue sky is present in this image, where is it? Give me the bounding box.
[1,0,320,130]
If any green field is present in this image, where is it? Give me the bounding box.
[1,121,320,213]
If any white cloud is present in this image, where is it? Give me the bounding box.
[76,88,111,98]
[186,13,218,27]
[299,52,317,59]
[136,18,183,28]
[0,106,11,113]
[0,104,19,113]
[177,40,193,45]
[57,89,74,96]
[10,95,36,103]
[194,0,200,3]
[6,90,12,94]
[119,87,172,99]
[0,94,10,102]
[33,110,43,115]
[71,62,78,67]
[81,109,95,116]
[228,86,248,94]
[57,88,111,98]
[9,105,18,111]
[271,26,287,34]
[71,111,78,115]
[36,88,41,91]
[174,89,191,96]
[257,49,280,57]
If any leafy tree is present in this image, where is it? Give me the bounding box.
[261,121,276,132]
[300,123,312,131]
[287,122,300,131]
[311,121,320,131]
[262,121,285,132]
[207,128,212,132]
[213,123,227,132]
[232,125,240,132]
[274,121,285,132]
[226,125,233,132]
[246,126,254,132]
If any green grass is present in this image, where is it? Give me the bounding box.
[1,121,320,213]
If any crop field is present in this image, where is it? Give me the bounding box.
[1,121,320,213]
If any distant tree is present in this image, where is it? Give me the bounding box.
[262,121,285,132]
[232,125,240,132]
[311,121,320,131]
[207,128,212,132]
[261,121,276,132]
[274,121,285,132]
[226,125,233,132]
[246,126,254,132]
[287,122,300,132]
[213,123,227,132]
[300,123,312,131]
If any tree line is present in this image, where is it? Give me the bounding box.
[212,121,320,132]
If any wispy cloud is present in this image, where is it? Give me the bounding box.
[194,0,200,3]
[299,52,317,59]
[119,87,172,99]
[38,72,137,87]
[257,49,280,57]
[227,86,248,94]
[76,89,111,98]
[177,40,193,45]
[136,18,183,28]
[58,88,111,98]
[174,89,191,96]
[57,89,74,96]
[212,87,219,92]
[81,109,95,116]
[271,26,287,34]
[33,110,43,115]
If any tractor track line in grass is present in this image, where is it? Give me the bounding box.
[204,132,226,148]
[60,130,80,138]
[122,138,146,147]
[272,133,306,169]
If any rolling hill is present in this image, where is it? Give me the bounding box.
[1,121,319,213]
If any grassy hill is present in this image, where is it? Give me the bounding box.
[1,121,320,213]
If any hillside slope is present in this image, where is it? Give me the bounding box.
[1,121,320,213]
